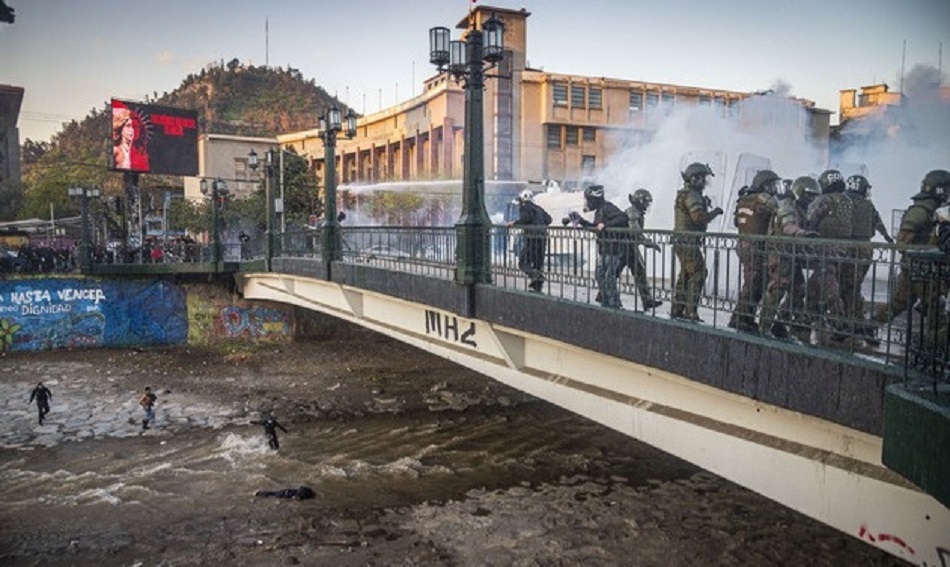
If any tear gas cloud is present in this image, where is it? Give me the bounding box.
[588,66,948,236]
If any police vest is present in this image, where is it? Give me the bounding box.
[850,197,877,240]
[733,192,774,235]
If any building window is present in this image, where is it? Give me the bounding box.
[566,126,579,146]
[583,127,596,142]
[588,87,602,109]
[571,85,585,107]
[699,95,712,106]
[553,82,567,106]
[629,91,642,111]
[661,92,674,106]
[581,155,596,171]
[646,92,659,108]
[547,124,562,148]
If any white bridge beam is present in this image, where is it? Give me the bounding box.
[241,272,949,566]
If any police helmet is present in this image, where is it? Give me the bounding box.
[921,169,950,201]
[682,163,714,189]
[790,176,820,201]
[845,174,871,197]
[818,169,845,194]
[628,188,653,209]
[751,170,781,194]
[517,189,534,203]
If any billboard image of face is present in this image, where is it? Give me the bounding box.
[110,99,198,176]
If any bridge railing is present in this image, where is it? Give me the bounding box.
[904,249,950,395]
[88,224,945,376]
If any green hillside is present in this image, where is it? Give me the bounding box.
[7,59,344,221]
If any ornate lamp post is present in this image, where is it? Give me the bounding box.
[199,177,229,264]
[429,11,505,284]
[67,185,101,272]
[318,106,357,262]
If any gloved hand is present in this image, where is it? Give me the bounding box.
[647,243,661,252]
[568,211,583,224]
[710,206,723,217]
[561,217,571,226]
[884,235,895,244]
[935,205,950,224]
[799,230,819,238]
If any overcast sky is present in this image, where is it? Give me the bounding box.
[2,0,948,144]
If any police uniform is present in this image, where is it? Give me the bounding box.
[730,190,779,331]
[843,192,891,329]
[805,191,853,331]
[623,204,661,309]
[873,194,941,323]
[759,197,813,336]
[672,186,719,320]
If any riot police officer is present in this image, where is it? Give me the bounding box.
[759,178,818,338]
[873,169,950,324]
[508,189,552,292]
[843,174,893,342]
[805,169,854,339]
[672,163,723,321]
[729,169,782,332]
[623,188,663,311]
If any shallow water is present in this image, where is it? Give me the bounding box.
[0,351,906,566]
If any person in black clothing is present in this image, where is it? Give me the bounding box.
[253,414,288,450]
[29,382,52,425]
[567,184,630,309]
[254,486,315,500]
[508,189,552,292]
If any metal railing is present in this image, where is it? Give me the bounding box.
[904,249,950,396]
[88,224,948,377]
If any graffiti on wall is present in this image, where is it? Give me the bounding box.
[185,285,292,344]
[0,279,188,351]
[218,305,291,339]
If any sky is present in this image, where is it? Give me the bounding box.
[2,0,948,145]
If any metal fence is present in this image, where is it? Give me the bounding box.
[85,224,948,381]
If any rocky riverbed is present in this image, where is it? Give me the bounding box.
[0,333,904,566]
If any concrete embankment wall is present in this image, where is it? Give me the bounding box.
[0,276,296,351]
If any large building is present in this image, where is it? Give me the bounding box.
[277,5,829,201]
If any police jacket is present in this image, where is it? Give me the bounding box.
[848,194,889,241]
[624,205,656,246]
[896,196,940,246]
[734,191,779,236]
[674,187,718,233]
[806,192,854,239]
[768,197,810,237]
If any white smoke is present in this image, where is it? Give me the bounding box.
[592,91,826,232]
[832,64,949,233]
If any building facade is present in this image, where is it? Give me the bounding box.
[277,5,829,197]
[183,133,277,202]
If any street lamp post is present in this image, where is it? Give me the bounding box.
[318,106,357,262]
[200,177,229,264]
[67,185,101,272]
[248,147,283,269]
[429,11,505,285]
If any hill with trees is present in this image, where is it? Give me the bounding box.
[5,60,345,227]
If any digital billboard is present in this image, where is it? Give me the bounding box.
[110,98,198,176]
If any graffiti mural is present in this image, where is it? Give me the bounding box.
[0,279,188,351]
[219,305,291,340]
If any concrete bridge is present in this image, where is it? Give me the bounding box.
[74,226,949,565]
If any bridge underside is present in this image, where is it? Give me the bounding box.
[240,267,948,565]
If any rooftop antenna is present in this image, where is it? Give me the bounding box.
[265,16,269,67]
